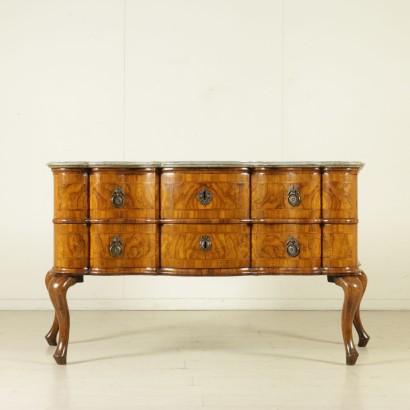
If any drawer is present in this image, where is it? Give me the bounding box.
[252,168,321,220]
[90,224,159,274]
[90,169,158,220]
[54,223,89,274]
[252,224,321,272]
[53,169,88,221]
[161,224,250,271]
[161,169,250,220]
[322,224,358,272]
[322,168,358,220]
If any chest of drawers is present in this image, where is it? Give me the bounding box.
[45,161,369,365]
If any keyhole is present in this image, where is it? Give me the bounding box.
[200,236,212,251]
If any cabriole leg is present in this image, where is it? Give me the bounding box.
[333,275,363,365]
[45,271,59,346]
[354,270,370,347]
[47,274,81,365]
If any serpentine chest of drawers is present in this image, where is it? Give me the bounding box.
[45,161,369,365]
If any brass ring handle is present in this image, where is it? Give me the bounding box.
[111,187,125,208]
[197,188,213,206]
[288,185,301,207]
[286,237,300,257]
[109,237,123,257]
[199,235,212,251]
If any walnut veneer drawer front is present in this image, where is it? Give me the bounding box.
[322,224,358,272]
[322,168,358,220]
[252,168,321,221]
[90,224,159,274]
[53,168,88,221]
[161,224,250,273]
[54,223,89,274]
[161,169,250,220]
[252,224,321,273]
[90,168,159,221]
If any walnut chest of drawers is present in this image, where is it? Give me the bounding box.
[45,161,369,365]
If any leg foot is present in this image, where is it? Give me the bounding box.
[333,275,363,365]
[54,340,68,365]
[45,314,59,346]
[47,273,81,365]
[354,270,370,347]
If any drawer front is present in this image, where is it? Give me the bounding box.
[161,169,250,220]
[322,224,358,272]
[53,169,88,221]
[90,224,159,273]
[322,168,358,220]
[54,223,89,274]
[161,224,250,271]
[252,169,321,220]
[252,224,321,272]
[90,169,158,220]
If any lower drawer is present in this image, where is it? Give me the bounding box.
[54,223,89,275]
[252,224,321,273]
[322,224,358,273]
[161,224,250,272]
[90,224,159,274]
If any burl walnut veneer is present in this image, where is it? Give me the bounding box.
[46,161,369,365]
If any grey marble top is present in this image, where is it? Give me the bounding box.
[48,161,364,169]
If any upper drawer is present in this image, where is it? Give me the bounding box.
[251,168,321,220]
[322,168,358,220]
[53,168,88,221]
[90,169,159,220]
[161,168,250,220]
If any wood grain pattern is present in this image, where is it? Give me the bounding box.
[322,168,358,220]
[53,169,88,221]
[252,224,321,271]
[322,224,358,270]
[251,168,321,220]
[161,169,250,220]
[161,224,250,270]
[54,224,89,274]
[90,169,159,220]
[160,267,251,276]
[90,223,159,273]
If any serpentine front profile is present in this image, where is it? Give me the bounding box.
[45,161,370,365]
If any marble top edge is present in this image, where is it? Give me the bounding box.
[48,161,365,169]
[47,161,160,169]
[252,161,365,169]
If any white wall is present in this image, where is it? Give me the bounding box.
[1,0,409,310]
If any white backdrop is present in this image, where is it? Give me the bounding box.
[1,0,409,310]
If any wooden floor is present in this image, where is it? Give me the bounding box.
[0,310,409,409]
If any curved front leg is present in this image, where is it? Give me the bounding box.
[333,275,363,365]
[45,271,59,346]
[354,270,370,347]
[47,274,81,365]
